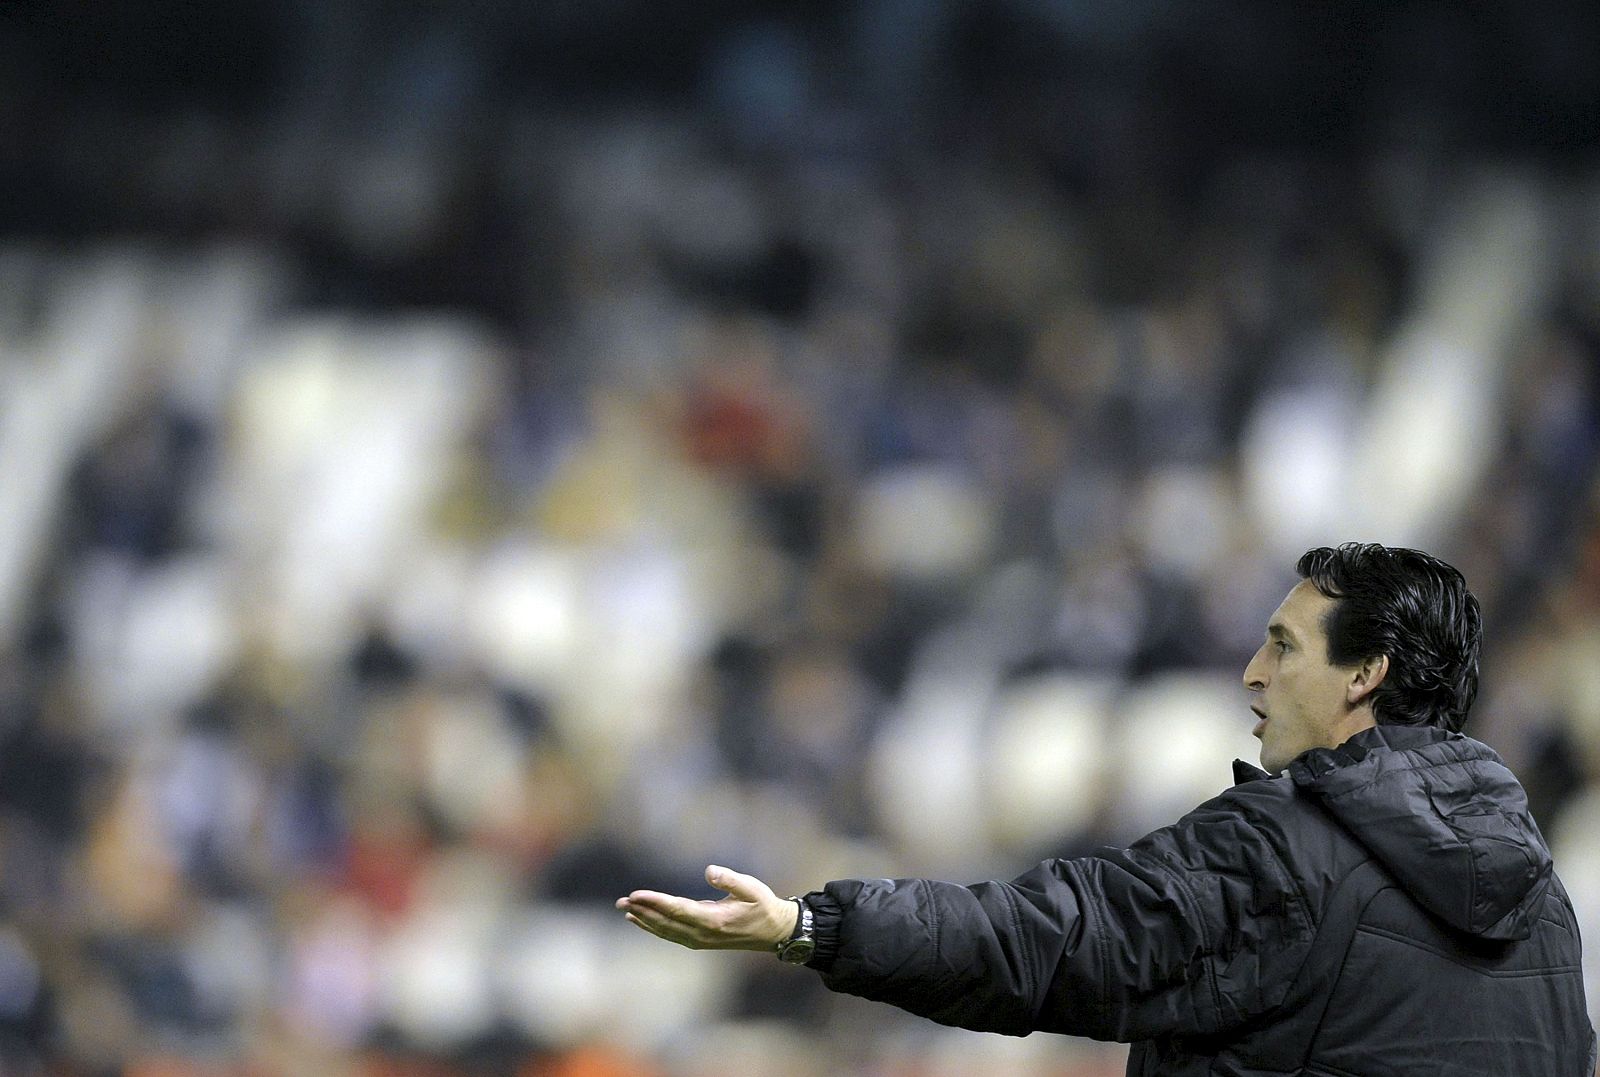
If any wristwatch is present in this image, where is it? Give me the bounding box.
[775,896,815,964]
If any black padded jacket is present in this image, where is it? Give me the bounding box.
[804,725,1596,1075]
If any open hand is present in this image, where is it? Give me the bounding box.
[616,865,798,951]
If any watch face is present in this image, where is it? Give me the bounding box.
[777,937,816,964]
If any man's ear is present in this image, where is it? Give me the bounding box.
[1348,654,1389,706]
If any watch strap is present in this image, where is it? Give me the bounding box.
[775,896,815,963]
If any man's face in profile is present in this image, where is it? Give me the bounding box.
[1243,581,1375,774]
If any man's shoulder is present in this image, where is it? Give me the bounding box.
[1112,772,1361,933]
[1207,768,1328,827]
[1178,768,1368,872]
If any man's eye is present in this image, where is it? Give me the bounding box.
[1275,641,1291,654]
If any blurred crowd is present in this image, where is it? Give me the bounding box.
[2,3,1600,1076]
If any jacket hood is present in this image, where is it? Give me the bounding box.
[1286,725,1552,941]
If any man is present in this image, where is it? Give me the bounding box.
[618,544,1596,1075]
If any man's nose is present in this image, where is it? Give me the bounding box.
[1243,651,1267,693]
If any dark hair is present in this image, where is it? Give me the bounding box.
[1295,543,1482,732]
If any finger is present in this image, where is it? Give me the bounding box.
[625,889,673,904]
[634,894,734,940]
[625,889,698,908]
[627,903,681,934]
[624,911,678,943]
[626,908,703,949]
[626,891,711,924]
[705,864,768,903]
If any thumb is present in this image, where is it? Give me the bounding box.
[706,864,766,902]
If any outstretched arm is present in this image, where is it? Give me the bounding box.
[617,794,1315,1042]
[616,865,799,952]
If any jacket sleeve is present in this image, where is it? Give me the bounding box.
[805,791,1317,1041]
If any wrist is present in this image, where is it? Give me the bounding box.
[774,896,815,964]
[772,895,799,945]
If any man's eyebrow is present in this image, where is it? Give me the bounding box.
[1267,622,1299,643]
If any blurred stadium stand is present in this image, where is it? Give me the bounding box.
[1,1,1599,1074]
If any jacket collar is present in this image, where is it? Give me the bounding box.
[1231,725,1456,786]
[1290,723,1456,781]
[1232,758,1272,785]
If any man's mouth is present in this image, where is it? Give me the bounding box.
[1251,706,1267,738]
